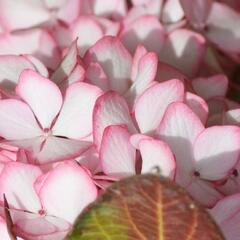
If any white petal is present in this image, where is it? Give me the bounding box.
[16,70,62,129]
[100,125,136,178]
[52,82,103,139]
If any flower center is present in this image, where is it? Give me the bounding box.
[193,171,200,177]
[38,209,46,216]
[232,169,239,177]
[43,128,52,137]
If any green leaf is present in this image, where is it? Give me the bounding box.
[68,174,225,240]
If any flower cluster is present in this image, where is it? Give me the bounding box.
[0,0,239,239]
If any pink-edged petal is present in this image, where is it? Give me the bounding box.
[51,39,78,85]
[9,209,70,240]
[131,44,148,81]
[5,137,43,165]
[192,74,228,100]
[139,139,176,179]
[16,215,70,240]
[95,18,120,36]
[76,146,101,174]
[91,0,127,20]
[71,16,103,57]
[157,102,204,184]
[187,179,223,207]
[127,0,163,21]
[23,55,49,78]
[38,161,97,224]
[210,194,240,240]
[180,0,212,28]
[120,15,165,54]
[206,2,240,53]
[185,92,209,125]
[130,133,152,149]
[52,82,103,139]
[16,70,62,129]
[194,126,240,180]
[224,109,240,125]
[84,36,132,94]
[0,99,42,140]
[8,136,92,165]
[57,0,81,25]
[0,216,12,240]
[59,64,86,92]
[0,162,42,212]
[156,61,187,83]
[135,79,184,133]
[44,0,67,9]
[93,91,137,150]
[0,29,61,69]
[35,137,92,165]
[0,55,35,93]
[100,125,136,178]
[0,0,50,31]
[131,0,150,5]
[160,29,206,77]
[125,52,158,106]
[162,0,184,23]
[85,62,109,91]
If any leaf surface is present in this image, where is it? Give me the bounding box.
[68,174,224,240]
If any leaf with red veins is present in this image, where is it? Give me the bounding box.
[139,138,176,179]
[93,91,137,151]
[69,174,224,240]
[192,74,229,100]
[52,82,103,139]
[16,70,62,130]
[125,52,158,106]
[0,55,35,94]
[205,2,240,53]
[100,125,136,178]
[210,194,240,240]
[193,126,240,181]
[51,39,78,86]
[0,99,42,140]
[160,29,206,78]
[157,102,204,186]
[180,0,213,28]
[135,79,184,134]
[120,15,165,54]
[84,36,132,94]
[71,16,103,57]
[185,92,209,125]
[38,161,98,224]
